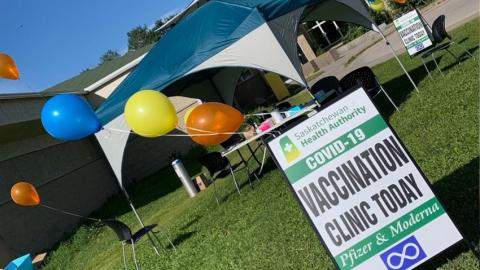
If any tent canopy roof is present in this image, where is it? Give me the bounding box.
[95,0,374,125]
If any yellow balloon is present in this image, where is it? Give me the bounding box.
[368,0,385,12]
[183,107,195,125]
[124,90,177,137]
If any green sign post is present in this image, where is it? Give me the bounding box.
[267,88,463,270]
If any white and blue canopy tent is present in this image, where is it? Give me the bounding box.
[94,0,418,234]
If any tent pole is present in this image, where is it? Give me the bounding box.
[376,26,420,93]
[121,188,177,252]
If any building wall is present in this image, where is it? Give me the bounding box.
[0,235,15,267]
[0,58,219,265]
[0,97,47,126]
[0,118,118,265]
[0,96,116,265]
[297,34,317,62]
[87,72,130,109]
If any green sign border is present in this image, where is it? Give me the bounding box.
[285,114,387,183]
[334,197,445,270]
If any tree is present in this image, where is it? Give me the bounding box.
[127,25,151,50]
[149,19,166,42]
[153,15,176,38]
[99,49,120,64]
[127,15,177,51]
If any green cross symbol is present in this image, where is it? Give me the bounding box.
[279,136,300,163]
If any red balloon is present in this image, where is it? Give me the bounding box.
[11,182,40,206]
[186,103,244,145]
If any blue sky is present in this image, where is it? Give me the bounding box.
[0,0,192,93]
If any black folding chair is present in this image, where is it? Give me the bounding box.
[340,66,398,111]
[308,76,341,106]
[103,219,159,270]
[420,15,476,77]
[276,101,291,111]
[310,76,341,95]
[199,152,255,204]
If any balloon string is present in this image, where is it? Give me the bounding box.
[104,126,285,138]
[103,127,253,137]
[40,204,101,222]
[178,126,246,135]
[244,112,283,117]
[244,109,309,117]
[102,107,315,137]
[176,126,215,134]
[244,112,272,117]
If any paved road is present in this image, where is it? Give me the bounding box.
[310,0,479,84]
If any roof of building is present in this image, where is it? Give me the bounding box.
[0,90,86,100]
[42,45,154,94]
[155,0,207,32]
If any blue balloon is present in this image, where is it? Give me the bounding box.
[41,94,102,140]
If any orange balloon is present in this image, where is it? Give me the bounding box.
[394,0,407,3]
[186,102,244,145]
[11,182,40,206]
[0,53,20,80]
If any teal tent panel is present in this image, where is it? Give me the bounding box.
[95,1,265,124]
[213,0,317,20]
[95,0,376,125]
[303,0,374,30]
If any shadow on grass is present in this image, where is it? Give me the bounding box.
[439,45,479,72]
[374,64,430,118]
[418,157,479,269]
[93,147,208,219]
[217,156,279,202]
[457,37,469,44]
[374,44,478,119]
[166,231,196,249]
[213,164,267,203]
[180,216,202,230]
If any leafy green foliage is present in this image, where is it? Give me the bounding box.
[340,25,369,43]
[42,19,479,270]
[127,15,175,51]
[127,25,158,51]
[387,0,437,15]
[99,49,120,65]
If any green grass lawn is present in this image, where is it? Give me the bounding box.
[42,19,479,270]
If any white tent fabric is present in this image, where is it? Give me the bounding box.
[97,20,310,188]
[91,1,421,237]
[96,0,418,189]
[95,116,130,183]
[186,22,307,86]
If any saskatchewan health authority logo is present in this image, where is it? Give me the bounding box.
[279,136,300,163]
[380,235,426,270]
